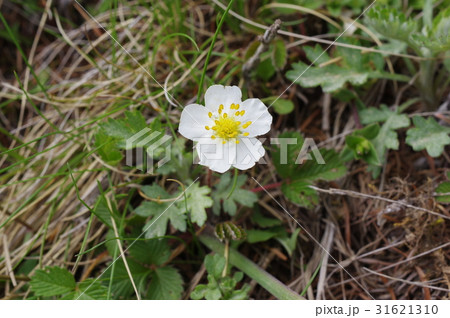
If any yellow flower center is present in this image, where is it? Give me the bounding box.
[205,103,252,143]
[214,116,240,140]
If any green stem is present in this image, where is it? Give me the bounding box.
[222,239,229,277]
[226,168,238,199]
[199,234,304,300]
[196,0,235,103]
[418,59,437,110]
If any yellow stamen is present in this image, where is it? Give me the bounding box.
[218,108,222,114]
[230,103,235,109]
[243,121,252,128]
[211,135,216,139]
[223,113,228,118]
[235,140,240,144]
[235,104,240,110]
[212,126,217,130]
[208,112,212,118]
[243,132,249,136]
[205,126,210,130]
[215,120,220,125]
[235,111,240,116]
[222,140,226,144]
[240,110,245,116]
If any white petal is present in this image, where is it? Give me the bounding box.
[232,137,265,170]
[240,99,272,137]
[204,85,242,111]
[195,138,233,173]
[178,104,213,140]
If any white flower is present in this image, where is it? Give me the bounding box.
[178,85,272,173]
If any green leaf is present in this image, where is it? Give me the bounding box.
[272,39,287,69]
[129,239,171,266]
[406,116,450,157]
[94,131,123,165]
[190,284,208,300]
[366,6,418,42]
[184,182,213,225]
[135,184,187,238]
[272,132,346,207]
[360,105,410,168]
[104,259,150,299]
[435,180,450,203]
[345,135,380,166]
[147,266,183,300]
[246,226,285,244]
[273,99,294,115]
[71,280,108,300]
[281,180,319,208]
[251,210,282,228]
[99,111,152,149]
[30,266,76,297]
[92,196,119,229]
[204,254,226,279]
[191,254,249,300]
[272,131,304,178]
[275,228,301,257]
[212,172,258,216]
[409,7,450,54]
[303,44,330,65]
[136,201,186,239]
[286,61,369,92]
[256,52,276,81]
[286,41,385,93]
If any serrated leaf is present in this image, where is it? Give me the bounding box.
[360,105,410,168]
[281,180,319,208]
[147,266,183,300]
[212,172,258,216]
[272,39,287,69]
[100,111,148,147]
[366,6,418,42]
[136,201,186,239]
[303,45,330,65]
[135,184,187,238]
[272,131,304,178]
[94,131,123,165]
[129,239,171,266]
[286,41,385,93]
[30,266,76,297]
[71,280,108,300]
[406,116,450,157]
[184,182,213,225]
[286,62,369,92]
[104,259,150,299]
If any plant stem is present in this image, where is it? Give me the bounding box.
[418,59,437,110]
[222,239,229,277]
[251,181,283,192]
[226,168,238,199]
[197,0,235,103]
[199,234,304,300]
